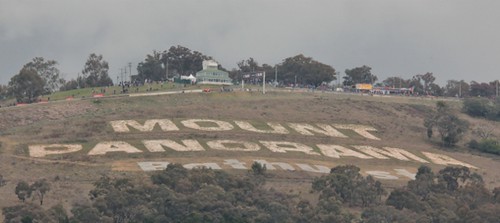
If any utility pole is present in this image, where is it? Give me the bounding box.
[128,62,132,82]
[274,65,278,85]
[336,72,339,87]
[166,59,169,80]
[120,68,124,84]
[263,72,266,94]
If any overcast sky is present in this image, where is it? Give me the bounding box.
[1,0,499,85]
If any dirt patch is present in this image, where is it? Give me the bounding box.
[0,101,97,132]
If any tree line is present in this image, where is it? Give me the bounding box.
[2,164,499,222]
[0,45,499,103]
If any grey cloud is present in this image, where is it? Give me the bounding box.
[1,0,499,85]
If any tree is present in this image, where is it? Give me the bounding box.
[386,188,427,212]
[71,204,103,223]
[424,101,469,147]
[0,84,9,99]
[428,83,444,96]
[137,50,165,81]
[59,79,79,91]
[362,205,420,223]
[237,57,260,73]
[31,179,50,205]
[343,65,377,86]
[8,68,45,103]
[161,45,213,77]
[22,57,64,93]
[280,54,336,86]
[230,57,261,82]
[382,76,410,88]
[2,203,54,223]
[409,75,425,95]
[419,72,436,94]
[408,165,435,199]
[15,181,32,202]
[312,165,385,207]
[409,72,440,95]
[82,53,113,87]
[444,80,469,98]
[470,81,495,97]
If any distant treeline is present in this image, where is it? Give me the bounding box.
[0,45,498,103]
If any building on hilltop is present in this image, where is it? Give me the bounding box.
[196,60,232,85]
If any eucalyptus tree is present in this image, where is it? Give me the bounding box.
[82,53,113,87]
[23,57,64,93]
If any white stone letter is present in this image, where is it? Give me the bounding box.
[317,144,372,159]
[366,171,399,180]
[223,159,248,169]
[143,140,205,152]
[394,168,416,180]
[333,124,380,140]
[181,119,234,131]
[296,164,330,173]
[110,119,179,133]
[254,160,295,170]
[235,121,289,134]
[138,162,170,171]
[29,144,82,158]
[260,141,320,155]
[353,146,428,163]
[207,140,260,152]
[288,123,347,138]
[88,141,143,155]
[422,152,477,169]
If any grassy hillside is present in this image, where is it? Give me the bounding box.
[0,90,499,217]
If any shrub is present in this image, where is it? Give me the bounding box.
[463,98,491,117]
[463,98,500,121]
[425,101,469,147]
[478,139,500,155]
[251,162,267,175]
[469,139,500,155]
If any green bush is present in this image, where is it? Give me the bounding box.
[469,139,500,155]
[251,162,267,175]
[463,98,491,117]
[463,98,500,121]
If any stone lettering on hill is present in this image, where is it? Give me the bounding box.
[143,139,205,152]
[108,119,380,139]
[29,144,82,158]
[110,119,179,132]
[27,118,478,170]
[135,159,417,180]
